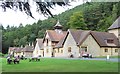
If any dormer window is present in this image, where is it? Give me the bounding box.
[106,39,114,43]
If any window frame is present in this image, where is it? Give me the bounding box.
[68,47,71,53]
[104,49,108,52]
[61,50,63,53]
[81,46,87,52]
[46,49,49,53]
[115,49,118,53]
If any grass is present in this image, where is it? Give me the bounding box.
[1,58,119,72]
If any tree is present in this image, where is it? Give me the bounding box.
[0,30,2,52]
[67,12,86,29]
[13,38,19,47]
[0,0,71,18]
[38,30,45,38]
[29,33,36,43]
[19,36,28,47]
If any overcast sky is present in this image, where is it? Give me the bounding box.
[0,0,84,28]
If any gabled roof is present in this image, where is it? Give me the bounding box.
[69,29,90,45]
[55,29,119,48]
[9,47,15,51]
[45,30,67,42]
[55,32,68,48]
[14,48,23,53]
[90,31,119,47]
[9,47,23,53]
[36,38,43,49]
[22,46,34,52]
[55,29,91,48]
[108,16,120,30]
[9,47,19,51]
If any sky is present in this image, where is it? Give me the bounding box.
[0,0,85,28]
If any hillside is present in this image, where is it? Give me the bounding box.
[1,2,120,54]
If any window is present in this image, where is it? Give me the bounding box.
[46,49,49,53]
[85,48,87,52]
[61,50,63,53]
[81,47,87,52]
[107,39,114,43]
[115,49,118,53]
[104,49,108,52]
[68,47,71,52]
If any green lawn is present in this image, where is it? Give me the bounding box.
[1,58,118,72]
[95,56,120,58]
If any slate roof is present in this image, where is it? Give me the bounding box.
[108,16,120,30]
[45,30,67,42]
[55,32,68,48]
[55,29,119,48]
[91,31,119,47]
[22,46,34,52]
[14,48,23,53]
[9,47,23,53]
[70,29,90,45]
[55,29,90,48]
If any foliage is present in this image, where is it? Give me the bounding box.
[67,12,86,29]
[0,0,71,18]
[0,52,4,57]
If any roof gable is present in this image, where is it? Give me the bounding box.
[108,16,120,30]
[55,30,119,48]
[36,39,43,49]
[55,29,91,48]
[69,29,91,46]
[90,31,119,47]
